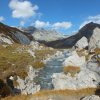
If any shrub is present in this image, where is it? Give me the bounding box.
[77,49,89,61]
[63,66,80,77]
[94,48,100,55]
[35,49,56,60]
[33,61,45,69]
[94,48,100,65]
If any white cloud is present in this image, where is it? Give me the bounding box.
[34,20,72,30]
[80,15,100,28]
[0,16,5,21]
[9,0,39,19]
[34,20,50,28]
[52,22,72,29]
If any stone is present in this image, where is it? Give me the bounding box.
[52,67,100,90]
[63,51,86,67]
[87,61,100,74]
[89,28,100,50]
[30,41,40,50]
[82,95,100,100]
[75,36,88,49]
[0,33,13,44]
[96,40,100,49]
[27,49,35,58]
[16,65,40,94]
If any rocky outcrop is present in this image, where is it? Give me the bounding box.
[75,36,88,49]
[52,51,100,90]
[63,51,86,67]
[0,22,33,45]
[52,67,100,90]
[82,95,100,100]
[16,66,40,94]
[0,33,13,44]
[96,40,100,48]
[89,28,100,50]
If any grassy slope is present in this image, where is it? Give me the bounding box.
[0,43,56,79]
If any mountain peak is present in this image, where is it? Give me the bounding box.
[80,22,100,32]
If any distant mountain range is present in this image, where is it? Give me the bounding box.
[19,26,67,42]
[0,22,100,48]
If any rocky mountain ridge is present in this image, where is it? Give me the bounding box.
[20,26,66,42]
[0,22,33,44]
[43,22,100,48]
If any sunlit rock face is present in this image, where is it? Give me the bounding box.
[52,67,100,90]
[52,51,100,90]
[16,66,40,94]
[89,28,100,50]
[0,33,13,44]
[0,22,32,45]
[63,51,86,67]
[75,36,88,49]
[82,95,100,100]
[21,26,66,42]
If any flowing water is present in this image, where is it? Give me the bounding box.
[37,52,69,90]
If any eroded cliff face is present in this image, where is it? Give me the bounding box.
[0,22,33,45]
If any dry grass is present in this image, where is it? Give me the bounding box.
[63,66,80,77]
[0,44,35,79]
[1,88,99,100]
[0,43,56,80]
[32,60,45,69]
[34,49,56,60]
[94,48,100,65]
[76,49,89,61]
[33,88,98,96]
[94,48,100,55]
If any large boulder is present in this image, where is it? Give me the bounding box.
[52,67,100,90]
[89,28,100,50]
[16,66,40,94]
[75,36,88,49]
[63,51,86,67]
[96,40,100,49]
[82,95,100,100]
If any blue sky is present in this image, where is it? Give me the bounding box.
[0,0,100,34]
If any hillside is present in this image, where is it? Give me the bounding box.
[43,22,100,48]
[20,26,66,42]
[0,22,33,44]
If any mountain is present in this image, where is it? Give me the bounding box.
[1,22,100,49]
[43,22,100,48]
[0,22,33,44]
[21,26,66,42]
